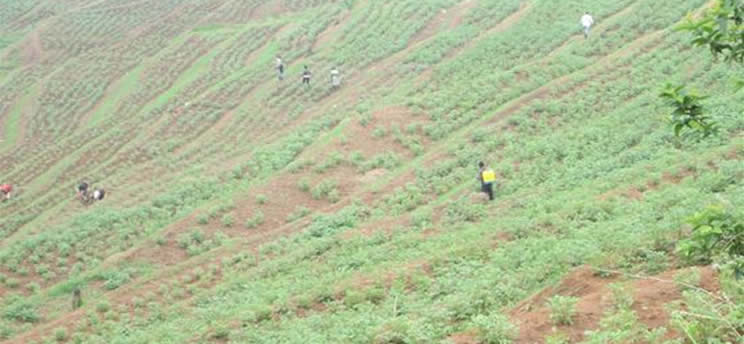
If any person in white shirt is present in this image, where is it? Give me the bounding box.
[276,56,284,80]
[581,12,594,39]
[330,67,341,89]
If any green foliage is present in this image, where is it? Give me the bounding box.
[3,296,39,323]
[287,206,312,223]
[311,179,339,202]
[96,301,111,313]
[221,213,234,227]
[297,177,311,192]
[668,288,744,343]
[53,327,67,342]
[660,84,716,138]
[547,295,579,326]
[444,201,486,224]
[256,194,268,205]
[608,283,635,311]
[677,205,744,275]
[96,268,134,290]
[678,0,744,63]
[244,211,265,229]
[197,213,209,225]
[471,313,518,344]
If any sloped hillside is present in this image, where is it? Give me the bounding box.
[0,0,742,343]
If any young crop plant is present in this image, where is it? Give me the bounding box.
[244,211,265,229]
[547,295,579,326]
[287,206,312,223]
[472,313,518,344]
[221,213,234,227]
[311,179,339,202]
[53,327,67,342]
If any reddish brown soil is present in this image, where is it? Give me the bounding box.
[22,29,44,65]
[510,265,719,343]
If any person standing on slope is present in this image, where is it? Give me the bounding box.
[581,11,594,39]
[330,66,341,89]
[302,65,312,86]
[1,183,12,201]
[276,56,284,80]
[478,162,496,201]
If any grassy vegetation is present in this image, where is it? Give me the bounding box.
[0,0,742,343]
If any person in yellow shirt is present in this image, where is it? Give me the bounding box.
[478,161,495,201]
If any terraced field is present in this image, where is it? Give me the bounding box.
[0,0,742,343]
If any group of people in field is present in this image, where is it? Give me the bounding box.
[474,12,595,202]
[275,56,341,89]
[0,180,105,205]
[0,12,597,207]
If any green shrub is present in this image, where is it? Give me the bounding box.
[255,194,268,204]
[472,313,517,344]
[3,297,39,323]
[547,295,578,325]
[373,319,409,344]
[298,178,311,192]
[677,205,743,275]
[53,327,67,342]
[343,290,366,309]
[249,304,273,323]
[287,206,311,222]
[96,301,110,313]
[0,324,13,340]
[212,325,230,340]
[311,180,338,201]
[177,233,191,249]
[5,278,19,289]
[26,282,40,294]
[196,213,209,225]
[245,211,265,229]
[608,283,634,311]
[156,236,166,246]
[445,201,486,224]
[373,126,387,138]
[221,214,234,227]
[190,229,205,244]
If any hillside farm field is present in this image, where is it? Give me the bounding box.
[0,0,742,343]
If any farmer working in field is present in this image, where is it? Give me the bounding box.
[77,180,89,201]
[302,65,312,86]
[92,187,105,202]
[1,183,12,201]
[581,11,594,39]
[478,162,496,201]
[330,66,341,89]
[276,55,284,80]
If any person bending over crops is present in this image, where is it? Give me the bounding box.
[77,180,89,201]
[92,188,105,202]
[1,183,12,201]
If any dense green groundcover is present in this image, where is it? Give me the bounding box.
[0,0,742,343]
